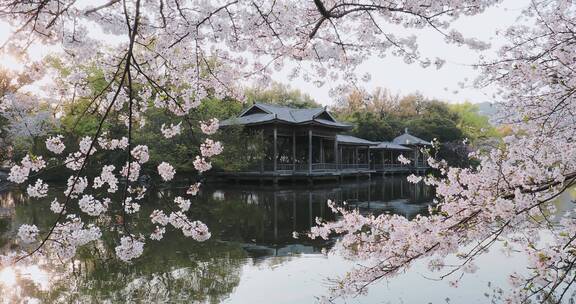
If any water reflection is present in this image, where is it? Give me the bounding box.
[0,176,433,303]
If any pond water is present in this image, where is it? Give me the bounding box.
[0,176,574,303]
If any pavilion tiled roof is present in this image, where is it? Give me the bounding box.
[370,141,412,151]
[220,103,353,129]
[336,134,378,146]
[392,129,432,146]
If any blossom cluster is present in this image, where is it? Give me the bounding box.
[406,174,422,184]
[98,133,129,150]
[45,135,66,154]
[174,196,191,212]
[93,165,119,193]
[397,154,411,165]
[115,236,144,262]
[200,139,223,158]
[78,195,109,216]
[64,176,89,198]
[186,183,201,196]
[200,119,219,135]
[8,154,46,184]
[193,156,212,173]
[26,179,49,198]
[131,145,149,164]
[47,215,102,260]
[121,161,141,182]
[157,162,175,181]
[17,224,39,244]
[160,122,182,138]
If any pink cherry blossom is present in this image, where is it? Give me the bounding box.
[157,162,176,181]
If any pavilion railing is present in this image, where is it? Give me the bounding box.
[311,163,339,171]
[339,163,370,170]
[277,164,296,171]
[236,162,373,173]
[370,163,410,170]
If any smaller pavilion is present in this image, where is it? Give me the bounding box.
[369,141,413,173]
[392,129,432,169]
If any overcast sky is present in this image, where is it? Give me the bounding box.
[271,0,531,106]
[0,0,531,106]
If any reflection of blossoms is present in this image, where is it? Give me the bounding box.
[18,224,39,243]
[27,179,49,198]
[157,162,176,181]
[115,236,144,262]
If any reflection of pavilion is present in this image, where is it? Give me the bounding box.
[0,191,16,218]
[208,176,434,256]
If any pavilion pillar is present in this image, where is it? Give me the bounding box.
[320,138,324,164]
[292,129,296,171]
[367,146,371,168]
[414,147,418,168]
[381,150,385,168]
[308,129,313,174]
[273,126,278,172]
[260,131,264,173]
[273,193,278,240]
[334,135,338,170]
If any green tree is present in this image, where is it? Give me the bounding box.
[448,102,498,143]
[245,82,320,108]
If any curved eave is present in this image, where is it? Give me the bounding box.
[370,146,412,151]
[297,120,353,130]
[221,119,352,130]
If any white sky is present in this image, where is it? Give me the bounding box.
[272,0,531,106]
[0,0,531,106]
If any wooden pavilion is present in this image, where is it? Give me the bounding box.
[219,103,430,183]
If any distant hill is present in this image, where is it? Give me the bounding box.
[475,102,503,124]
